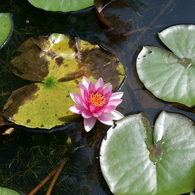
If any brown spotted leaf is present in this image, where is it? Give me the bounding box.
[3,34,125,129]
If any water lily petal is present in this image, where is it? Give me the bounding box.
[82,110,93,118]
[95,77,104,89]
[96,86,104,94]
[103,105,116,113]
[103,84,112,94]
[107,99,123,107]
[84,117,97,132]
[83,89,89,103]
[93,112,102,117]
[82,77,90,89]
[111,110,124,120]
[88,82,96,93]
[69,92,82,105]
[103,85,112,101]
[99,119,114,126]
[89,104,96,112]
[79,83,88,98]
[110,92,124,100]
[69,77,123,132]
[97,113,114,125]
[82,101,89,110]
[69,104,84,114]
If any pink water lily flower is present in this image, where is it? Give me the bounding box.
[69,77,124,132]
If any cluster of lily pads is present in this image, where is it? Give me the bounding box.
[100,24,195,195]
[1,1,195,195]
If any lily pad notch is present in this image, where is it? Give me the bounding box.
[100,111,195,195]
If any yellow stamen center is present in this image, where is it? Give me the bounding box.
[89,93,106,107]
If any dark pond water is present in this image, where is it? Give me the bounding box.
[0,0,195,194]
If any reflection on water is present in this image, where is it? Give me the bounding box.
[0,0,195,194]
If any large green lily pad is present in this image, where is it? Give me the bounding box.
[2,34,125,129]
[28,0,94,12]
[0,187,21,195]
[0,13,13,49]
[136,24,195,107]
[100,111,195,195]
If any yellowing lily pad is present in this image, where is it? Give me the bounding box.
[2,34,125,129]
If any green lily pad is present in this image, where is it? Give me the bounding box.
[100,111,195,195]
[0,13,13,49]
[136,24,195,107]
[2,34,125,129]
[0,187,21,195]
[28,0,94,12]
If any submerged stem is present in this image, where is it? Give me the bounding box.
[27,167,58,195]
[27,157,69,195]
[131,0,175,46]
[46,158,69,195]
